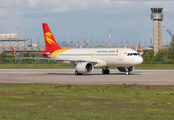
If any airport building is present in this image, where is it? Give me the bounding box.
[151,6,163,53]
[0,33,29,47]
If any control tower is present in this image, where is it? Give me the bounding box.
[151,6,163,53]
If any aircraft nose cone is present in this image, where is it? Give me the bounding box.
[138,56,143,64]
[129,56,143,66]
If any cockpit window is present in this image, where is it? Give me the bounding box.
[127,53,140,56]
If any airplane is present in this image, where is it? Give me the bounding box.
[139,44,143,55]
[12,23,143,75]
[11,47,17,56]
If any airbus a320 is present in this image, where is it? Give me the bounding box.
[13,23,143,75]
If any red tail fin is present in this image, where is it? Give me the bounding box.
[138,44,142,53]
[139,44,143,55]
[42,23,62,50]
[11,47,17,56]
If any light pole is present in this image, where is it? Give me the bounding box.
[109,30,111,47]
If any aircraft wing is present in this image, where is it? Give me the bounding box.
[17,57,98,65]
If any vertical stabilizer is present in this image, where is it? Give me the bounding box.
[11,47,17,56]
[139,44,143,55]
[42,23,62,50]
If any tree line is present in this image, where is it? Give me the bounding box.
[0,52,40,60]
[143,37,174,61]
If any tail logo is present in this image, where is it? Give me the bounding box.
[140,48,142,53]
[45,32,55,44]
[139,44,142,53]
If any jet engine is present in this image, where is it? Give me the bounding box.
[76,62,93,73]
[117,66,134,72]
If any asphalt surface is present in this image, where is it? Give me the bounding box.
[0,69,174,85]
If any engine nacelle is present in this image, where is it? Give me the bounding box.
[76,62,93,73]
[117,66,134,72]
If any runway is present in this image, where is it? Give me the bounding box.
[0,69,174,85]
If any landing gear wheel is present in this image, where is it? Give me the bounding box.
[125,71,130,75]
[75,70,82,75]
[106,69,110,74]
[75,70,79,75]
[107,69,110,74]
[102,68,110,74]
[102,69,105,74]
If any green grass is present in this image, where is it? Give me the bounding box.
[0,63,174,69]
[0,83,174,120]
[135,64,174,69]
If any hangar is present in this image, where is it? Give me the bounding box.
[0,33,28,47]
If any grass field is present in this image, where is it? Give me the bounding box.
[0,83,174,120]
[135,64,174,69]
[0,63,174,69]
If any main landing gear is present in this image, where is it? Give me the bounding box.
[75,70,82,75]
[102,68,110,74]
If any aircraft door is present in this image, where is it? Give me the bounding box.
[118,50,124,60]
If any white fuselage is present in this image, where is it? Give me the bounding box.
[53,48,143,68]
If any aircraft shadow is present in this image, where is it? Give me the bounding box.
[47,73,141,76]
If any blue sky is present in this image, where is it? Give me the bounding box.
[0,0,174,45]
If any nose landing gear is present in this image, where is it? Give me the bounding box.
[125,67,130,75]
[125,71,130,75]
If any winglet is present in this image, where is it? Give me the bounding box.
[11,47,17,56]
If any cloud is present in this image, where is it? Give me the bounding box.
[1,0,174,14]
[1,0,174,23]
[0,0,174,41]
